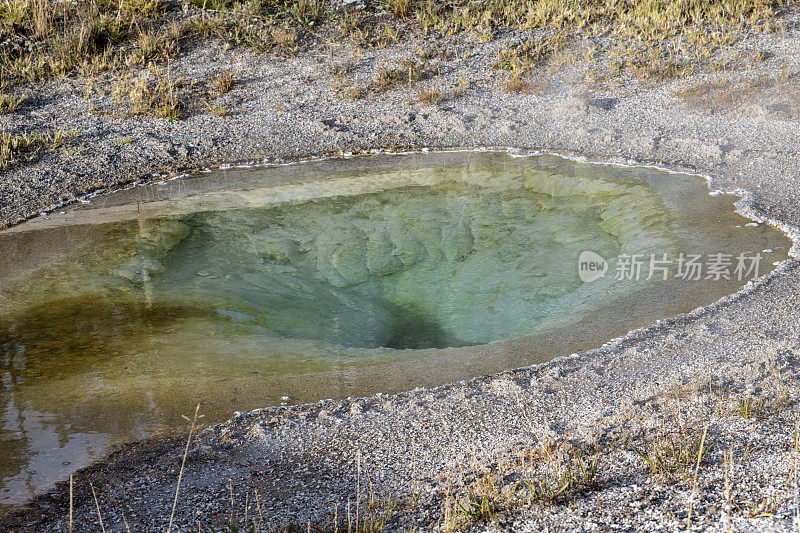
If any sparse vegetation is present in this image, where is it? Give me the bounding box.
[385,0,412,18]
[1,0,174,82]
[630,425,713,480]
[0,0,322,83]
[0,0,790,88]
[372,58,429,92]
[417,86,444,105]
[502,71,530,93]
[113,67,185,119]
[0,0,790,118]
[210,68,236,95]
[720,390,790,419]
[402,0,785,40]
[676,69,800,118]
[440,441,600,531]
[0,81,24,113]
[493,33,568,73]
[204,101,230,116]
[1,128,78,169]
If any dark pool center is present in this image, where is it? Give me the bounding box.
[0,151,791,505]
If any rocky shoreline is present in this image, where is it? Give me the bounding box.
[2,5,800,531]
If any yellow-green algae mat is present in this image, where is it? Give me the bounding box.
[0,151,791,505]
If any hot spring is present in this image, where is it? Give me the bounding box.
[0,151,791,505]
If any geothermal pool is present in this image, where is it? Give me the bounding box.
[0,151,791,505]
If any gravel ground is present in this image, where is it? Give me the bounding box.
[2,7,800,532]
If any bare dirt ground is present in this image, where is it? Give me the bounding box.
[2,2,800,531]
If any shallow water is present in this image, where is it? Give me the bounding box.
[0,151,791,506]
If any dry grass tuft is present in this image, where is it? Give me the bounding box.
[493,33,568,72]
[385,0,412,18]
[630,424,714,480]
[442,441,600,530]
[0,81,24,113]
[720,391,790,419]
[372,58,428,92]
[210,68,236,95]
[113,67,184,120]
[417,86,444,105]
[502,72,530,93]
[1,128,78,169]
[330,62,362,100]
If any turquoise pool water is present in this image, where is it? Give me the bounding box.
[0,151,790,506]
